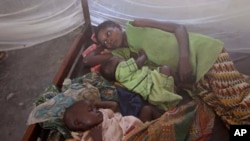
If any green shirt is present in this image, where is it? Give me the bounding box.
[125,22,224,82]
[115,58,182,110]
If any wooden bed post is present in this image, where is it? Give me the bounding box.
[52,0,93,90]
[81,0,92,32]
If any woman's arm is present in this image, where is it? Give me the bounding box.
[135,49,147,69]
[132,19,193,82]
[94,101,119,112]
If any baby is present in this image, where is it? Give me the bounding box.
[63,100,163,141]
[99,50,183,111]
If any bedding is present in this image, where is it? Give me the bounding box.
[27,72,146,139]
[26,47,250,141]
[196,52,250,127]
[26,72,218,141]
[27,72,118,139]
[123,99,215,141]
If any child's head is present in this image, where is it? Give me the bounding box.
[63,100,103,132]
[95,20,124,49]
[99,56,123,81]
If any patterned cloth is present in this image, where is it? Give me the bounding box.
[28,72,118,125]
[27,82,101,124]
[27,82,100,138]
[112,43,250,141]
[64,72,119,101]
[123,100,215,141]
[196,52,250,127]
[27,72,119,139]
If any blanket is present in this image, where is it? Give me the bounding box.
[123,99,215,141]
[195,52,250,127]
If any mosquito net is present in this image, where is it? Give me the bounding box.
[1,0,250,52]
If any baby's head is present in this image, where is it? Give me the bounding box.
[63,100,103,132]
[99,56,123,81]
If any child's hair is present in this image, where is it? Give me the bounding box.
[94,20,120,44]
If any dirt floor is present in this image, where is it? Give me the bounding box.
[0,29,80,141]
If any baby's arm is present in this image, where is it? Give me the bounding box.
[90,124,103,141]
[135,49,147,69]
[70,127,103,141]
[177,82,195,91]
[94,101,119,112]
[83,46,112,67]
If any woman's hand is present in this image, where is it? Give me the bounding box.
[138,49,146,57]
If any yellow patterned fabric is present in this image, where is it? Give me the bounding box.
[196,52,250,127]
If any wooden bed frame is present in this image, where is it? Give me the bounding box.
[21,0,250,140]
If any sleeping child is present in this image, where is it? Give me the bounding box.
[63,100,163,141]
[99,49,183,111]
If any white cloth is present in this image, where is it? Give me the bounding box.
[79,109,143,141]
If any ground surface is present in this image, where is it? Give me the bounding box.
[0,29,80,141]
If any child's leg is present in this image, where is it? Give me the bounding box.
[138,105,152,122]
[139,105,164,122]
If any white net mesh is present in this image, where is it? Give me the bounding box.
[0,0,84,50]
[1,0,250,52]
